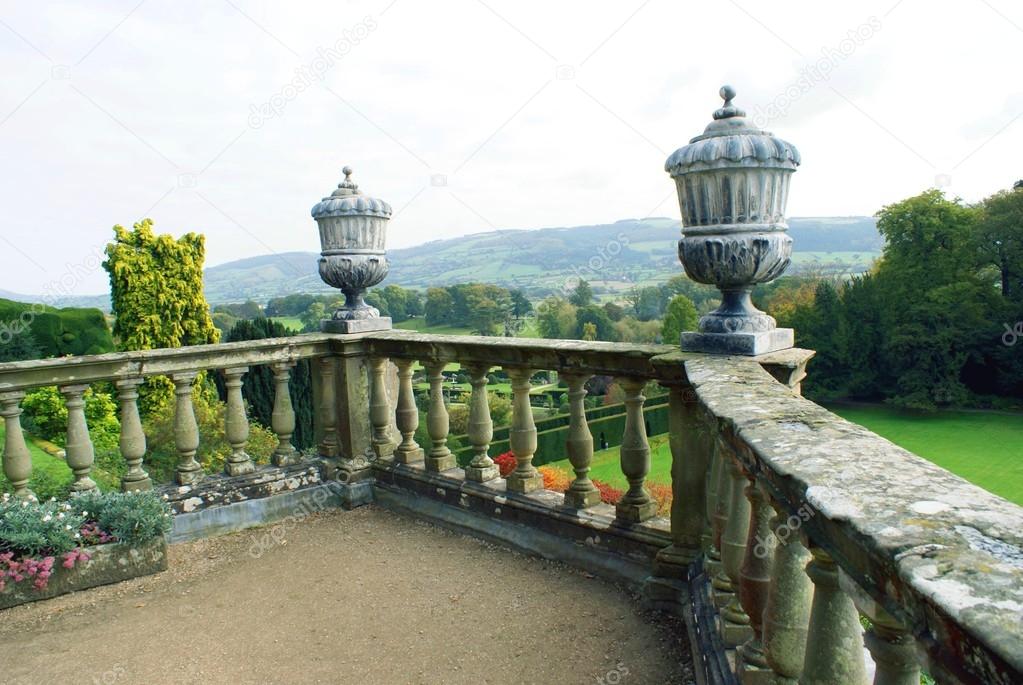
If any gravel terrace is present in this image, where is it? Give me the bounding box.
[0,505,694,685]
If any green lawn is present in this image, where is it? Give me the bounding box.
[544,434,672,489]
[825,405,1023,506]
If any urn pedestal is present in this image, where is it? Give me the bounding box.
[665,86,801,356]
[311,166,393,333]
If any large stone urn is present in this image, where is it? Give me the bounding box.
[311,166,393,333]
[665,86,800,355]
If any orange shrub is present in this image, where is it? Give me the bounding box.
[537,465,571,492]
[647,482,673,516]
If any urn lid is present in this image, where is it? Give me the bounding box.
[664,86,800,176]
[311,166,392,220]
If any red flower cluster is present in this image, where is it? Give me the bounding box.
[80,522,115,545]
[493,451,517,478]
[61,548,92,571]
[0,551,56,591]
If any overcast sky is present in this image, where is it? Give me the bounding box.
[1,0,1020,296]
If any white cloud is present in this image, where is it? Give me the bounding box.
[0,0,1020,295]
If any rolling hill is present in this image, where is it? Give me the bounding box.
[203,216,881,304]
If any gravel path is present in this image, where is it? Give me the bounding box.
[0,505,693,685]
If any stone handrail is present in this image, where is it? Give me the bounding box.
[685,355,1023,685]
[0,334,336,393]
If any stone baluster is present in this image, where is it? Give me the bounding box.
[0,392,33,500]
[737,480,778,682]
[654,383,709,577]
[172,373,202,485]
[424,361,455,472]
[800,547,868,685]
[615,377,656,523]
[719,450,753,646]
[839,571,921,685]
[464,363,498,482]
[393,359,424,464]
[711,436,736,605]
[561,372,600,508]
[317,357,339,458]
[703,431,724,577]
[762,499,813,684]
[506,367,542,493]
[60,384,98,493]
[223,367,255,476]
[369,356,395,460]
[115,378,152,491]
[271,362,298,466]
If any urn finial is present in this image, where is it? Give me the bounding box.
[664,85,800,356]
[713,85,744,119]
[311,165,393,333]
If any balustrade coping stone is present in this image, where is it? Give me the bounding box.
[0,335,337,393]
[685,356,1023,685]
[0,330,815,394]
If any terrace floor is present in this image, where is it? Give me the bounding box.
[0,506,693,684]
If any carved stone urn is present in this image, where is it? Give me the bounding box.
[665,85,800,355]
[311,166,393,333]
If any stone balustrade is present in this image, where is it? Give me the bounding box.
[0,330,1020,685]
[0,335,336,495]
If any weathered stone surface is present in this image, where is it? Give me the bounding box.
[686,356,1023,684]
[161,462,327,516]
[0,538,167,610]
[321,317,393,333]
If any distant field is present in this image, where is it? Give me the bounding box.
[825,404,1023,506]
[394,319,474,336]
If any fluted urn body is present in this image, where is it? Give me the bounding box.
[665,86,800,355]
[311,166,393,333]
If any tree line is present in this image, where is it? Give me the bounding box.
[770,184,1023,409]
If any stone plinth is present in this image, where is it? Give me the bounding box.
[681,328,794,356]
[322,317,393,334]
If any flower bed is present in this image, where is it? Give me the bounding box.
[0,491,171,610]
